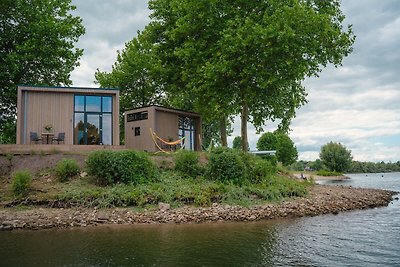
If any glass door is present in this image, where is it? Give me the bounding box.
[179,116,195,150]
[74,95,113,145]
[86,114,100,145]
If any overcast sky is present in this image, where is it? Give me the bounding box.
[70,0,400,163]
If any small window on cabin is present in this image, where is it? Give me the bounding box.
[127,111,148,122]
[135,127,141,136]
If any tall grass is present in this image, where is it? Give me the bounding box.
[57,171,310,208]
[12,170,32,196]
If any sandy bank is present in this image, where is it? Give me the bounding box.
[0,185,397,231]
[293,173,350,181]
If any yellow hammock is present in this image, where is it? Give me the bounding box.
[149,128,185,153]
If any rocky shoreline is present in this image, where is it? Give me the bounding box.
[0,185,398,231]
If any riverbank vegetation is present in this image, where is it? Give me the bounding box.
[0,149,311,209]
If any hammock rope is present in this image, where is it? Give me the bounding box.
[149,128,185,153]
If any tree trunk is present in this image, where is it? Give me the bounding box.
[241,101,249,151]
[220,117,227,147]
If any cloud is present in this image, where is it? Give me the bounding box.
[70,0,150,86]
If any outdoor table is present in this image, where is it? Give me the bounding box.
[41,133,55,144]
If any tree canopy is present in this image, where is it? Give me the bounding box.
[0,0,85,143]
[257,131,298,166]
[319,141,353,172]
[145,0,355,150]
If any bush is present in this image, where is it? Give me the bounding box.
[316,170,343,176]
[248,157,276,183]
[174,150,202,177]
[86,150,158,185]
[206,148,246,184]
[206,148,277,184]
[12,170,32,196]
[55,158,80,182]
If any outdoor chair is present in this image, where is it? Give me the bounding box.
[52,132,65,144]
[30,132,42,144]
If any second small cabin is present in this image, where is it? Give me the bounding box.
[124,105,202,152]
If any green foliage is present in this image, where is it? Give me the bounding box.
[257,132,298,166]
[174,150,203,178]
[316,170,342,176]
[349,160,400,173]
[289,160,308,171]
[247,156,276,184]
[0,0,85,131]
[319,142,353,172]
[58,170,309,208]
[257,132,278,151]
[206,147,276,184]
[55,158,80,182]
[207,147,246,184]
[275,133,298,166]
[232,136,242,149]
[309,159,324,171]
[86,150,158,185]
[0,121,16,144]
[12,170,32,196]
[147,0,355,149]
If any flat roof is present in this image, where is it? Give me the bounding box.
[126,105,201,117]
[18,84,119,91]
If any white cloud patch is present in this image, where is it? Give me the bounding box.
[70,0,150,86]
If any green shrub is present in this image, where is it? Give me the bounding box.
[55,158,80,182]
[12,170,32,196]
[206,148,277,185]
[174,150,202,177]
[86,150,158,185]
[262,154,278,166]
[248,157,276,183]
[206,148,247,184]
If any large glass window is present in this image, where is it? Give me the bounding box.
[74,95,85,112]
[86,96,101,112]
[102,114,112,145]
[102,97,112,113]
[74,95,113,145]
[179,116,195,150]
[74,113,85,144]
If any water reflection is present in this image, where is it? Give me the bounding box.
[0,221,280,267]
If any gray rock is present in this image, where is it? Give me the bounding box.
[158,202,171,212]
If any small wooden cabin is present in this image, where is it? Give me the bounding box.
[16,85,120,145]
[125,106,202,152]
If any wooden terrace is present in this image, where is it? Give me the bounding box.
[0,144,126,155]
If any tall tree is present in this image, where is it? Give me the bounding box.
[147,0,355,151]
[0,0,85,143]
[319,141,353,172]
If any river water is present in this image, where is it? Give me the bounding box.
[0,173,399,267]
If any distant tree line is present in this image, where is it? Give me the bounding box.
[349,161,400,173]
[289,141,400,173]
[290,160,400,174]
